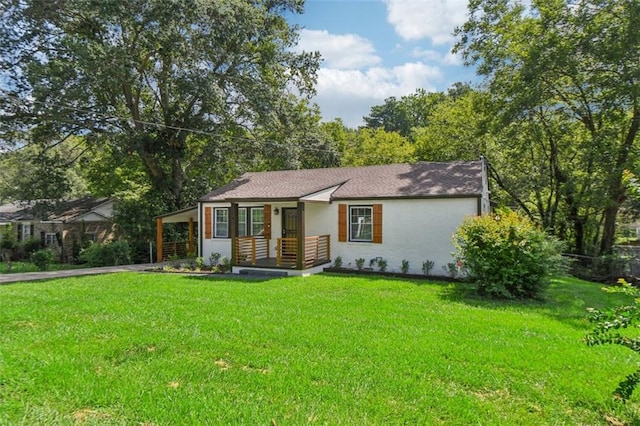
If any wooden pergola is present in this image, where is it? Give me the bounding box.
[155,206,198,263]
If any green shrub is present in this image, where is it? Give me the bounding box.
[585,279,640,401]
[378,258,387,272]
[355,258,365,270]
[453,208,565,299]
[401,259,409,274]
[22,237,44,258]
[333,256,343,268]
[195,257,205,270]
[219,256,232,273]
[209,252,221,266]
[79,240,132,267]
[422,260,435,275]
[1,225,18,270]
[31,248,55,271]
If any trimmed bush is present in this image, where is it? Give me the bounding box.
[31,248,55,271]
[453,208,565,299]
[79,240,132,267]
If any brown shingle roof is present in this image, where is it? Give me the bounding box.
[0,197,112,223]
[199,161,484,202]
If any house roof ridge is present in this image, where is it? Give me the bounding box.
[199,160,485,202]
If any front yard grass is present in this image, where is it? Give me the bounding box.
[0,273,638,424]
[0,261,88,274]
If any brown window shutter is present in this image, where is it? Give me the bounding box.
[373,204,382,244]
[204,207,212,239]
[338,204,347,242]
[263,204,271,239]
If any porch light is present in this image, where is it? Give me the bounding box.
[274,207,280,215]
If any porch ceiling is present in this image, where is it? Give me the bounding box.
[157,206,198,223]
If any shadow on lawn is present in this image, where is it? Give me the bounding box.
[432,276,628,330]
[181,273,286,283]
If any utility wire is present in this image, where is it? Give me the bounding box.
[0,90,343,155]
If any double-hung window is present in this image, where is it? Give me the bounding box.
[214,208,229,238]
[210,207,264,238]
[45,233,57,247]
[238,208,247,237]
[250,208,264,236]
[349,206,373,242]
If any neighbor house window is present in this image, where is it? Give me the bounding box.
[84,232,97,243]
[21,224,31,241]
[45,233,57,247]
[349,206,373,242]
[214,208,229,238]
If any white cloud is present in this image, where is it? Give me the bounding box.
[312,63,442,127]
[385,0,468,45]
[296,29,381,70]
[412,47,462,66]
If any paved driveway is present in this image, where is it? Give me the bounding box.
[0,263,156,284]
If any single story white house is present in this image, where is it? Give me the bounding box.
[194,159,490,276]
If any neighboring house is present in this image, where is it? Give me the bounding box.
[193,160,490,276]
[0,197,117,262]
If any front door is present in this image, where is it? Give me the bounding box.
[282,208,297,256]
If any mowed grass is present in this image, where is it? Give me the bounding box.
[0,261,87,274]
[1,273,639,425]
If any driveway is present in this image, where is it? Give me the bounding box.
[0,263,156,284]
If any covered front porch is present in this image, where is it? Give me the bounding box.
[227,201,331,272]
[233,234,331,269]
[155,206,198,262]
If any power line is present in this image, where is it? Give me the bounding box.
[1,90,342,155]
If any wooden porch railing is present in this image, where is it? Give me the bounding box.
[276,238,297,266]
[234,236,270,265]
[162,241,189,260]
[276,235,331,267]
[304,235,331,268]
[233,235,331,269]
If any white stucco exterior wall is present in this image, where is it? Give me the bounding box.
[200,197,479,275]
[330,198,478,275]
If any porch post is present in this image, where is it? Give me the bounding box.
[188,217,194,255]
[230,202,238,265]
[296,201,305,270]
[156,218,163,263]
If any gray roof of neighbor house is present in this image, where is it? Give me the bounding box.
[0,197,112,223]
[199,161,485,202]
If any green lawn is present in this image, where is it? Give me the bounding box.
[1,273,638,424]
[0,261,88,274]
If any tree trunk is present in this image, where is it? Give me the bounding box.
[599,109,640,255]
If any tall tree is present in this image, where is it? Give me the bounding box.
[363,89,446,138]
[455,0,640,255]
[413,88,490,162]
[0,0,320,210]
[342,128,415,167]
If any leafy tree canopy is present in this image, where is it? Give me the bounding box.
[0,0,321,210]
[342,128,415,167]
[454,0,640,255]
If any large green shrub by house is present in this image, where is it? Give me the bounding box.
[454,209,565,299]
[79,241,131,267]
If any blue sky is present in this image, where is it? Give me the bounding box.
[288,0,479,127]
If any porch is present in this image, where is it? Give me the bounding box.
[155,206,198,262]
[233,235,331,269]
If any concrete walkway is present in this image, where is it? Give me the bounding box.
[0,263,156,284]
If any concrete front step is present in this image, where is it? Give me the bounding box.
[238,269,288,277]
